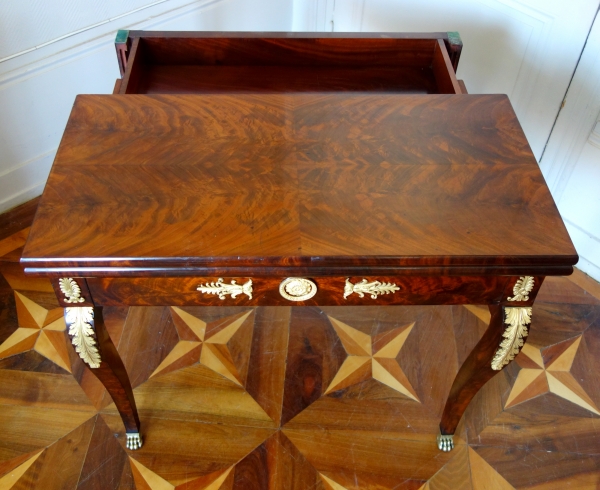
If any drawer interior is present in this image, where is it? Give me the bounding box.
[116,34,462,95]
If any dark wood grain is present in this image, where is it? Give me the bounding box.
[21,94,577,276]
[4,236,600,489]
[245,307,290,425]
[440,304,526,435]
[281,307,347,425]
[132,34,450,66]
[85,275,512,307]
[112,79,121,94]
[135,65,440,94]
[230,432,325,489]
[77,416,133,490]
[68,307,140,433]
[13,417,96,490]
[18,32,580,461]
[117,33,461,95]
[117,306,179,388]
[432,39,462,94]
[118,38,143,95]
[443,32,463,73]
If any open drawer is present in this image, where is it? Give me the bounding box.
[113,31,466,95]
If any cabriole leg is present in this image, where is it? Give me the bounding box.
[438,303,533,451]
[64,306,142,450]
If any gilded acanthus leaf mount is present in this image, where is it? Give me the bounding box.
[65,307,101,368]
[507,276,534,302]
[59,277,85,303]
[491,307,532,371]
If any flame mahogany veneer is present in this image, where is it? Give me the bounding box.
[21,32,577,450]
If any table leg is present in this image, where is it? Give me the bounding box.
[438,303,532,451]
[64,306,142,450]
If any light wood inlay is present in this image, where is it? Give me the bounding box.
[323,316,418,401]
[0,449,44,488]
[503,334,600,414]
[2,136,598,487]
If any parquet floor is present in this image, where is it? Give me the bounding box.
[1,200,600,489]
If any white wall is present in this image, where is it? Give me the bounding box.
[293,0,600,162]
[294,0,600,281]
[0,0,293,213]
[2,1,600,283]
[540,9,600,281]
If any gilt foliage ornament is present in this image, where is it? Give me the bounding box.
[279,278,317,301]
[59,277,85,303]
[507,276,534,302]
[65,307,101,368]
[491,307,532,371]
[344,278,400,300]
[197,278,253,300]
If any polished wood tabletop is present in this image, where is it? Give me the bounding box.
[20,32,578,455]
[22,93,576,276]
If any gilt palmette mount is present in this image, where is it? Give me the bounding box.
[197,278,253,300]
[59,277,85,303]
[344,278,400,300]
[507,276,534,302]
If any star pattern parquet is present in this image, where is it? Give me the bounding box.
[1,201,600,489]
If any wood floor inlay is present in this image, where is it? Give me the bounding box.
[1,214,600,487]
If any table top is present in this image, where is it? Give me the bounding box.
[21,93,577,276]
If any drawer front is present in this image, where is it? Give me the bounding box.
[84,276,512,307]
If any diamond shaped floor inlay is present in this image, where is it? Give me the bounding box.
[2,223,600,488]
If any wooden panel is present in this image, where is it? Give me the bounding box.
[138,65,438,94]
[230,431,324,489]
[245,307,290,425]
[3,240,600,489]
[119,38,143,95]
[432,40,462,94]
[77,416,133,489]
[13,417,96,490]
[116,32,464,76]
[280,307,347,425]
[111,79,121,94]
[21,94,577,274]
[138,36,439,67]
[115,34,462,94]
[0,197,39,243]
[86,275,510,307]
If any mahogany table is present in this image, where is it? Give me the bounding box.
[21,32,578,453]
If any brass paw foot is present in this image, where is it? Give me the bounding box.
[126,432,143,450]
[437,433,454,452]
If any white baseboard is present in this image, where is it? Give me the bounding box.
[0,0,293,214]
[575,258,600,284]
[0,150,54,213]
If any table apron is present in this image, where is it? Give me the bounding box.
[72,275,524,307]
